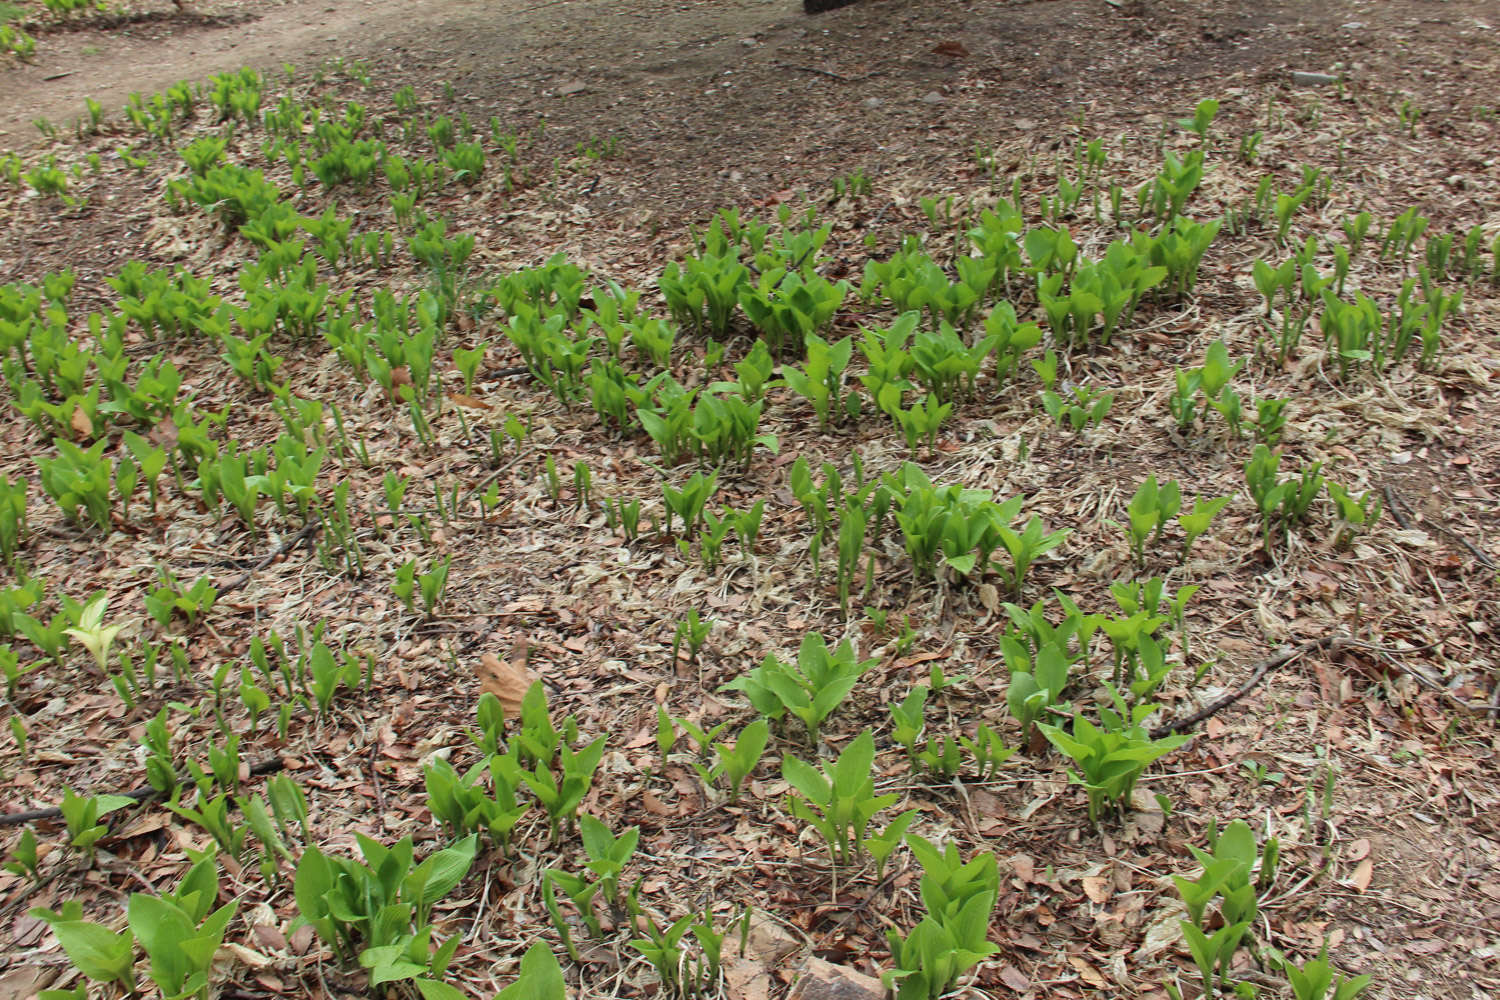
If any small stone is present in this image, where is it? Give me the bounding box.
[556,79,587,96]
[741,37,757,47]
[921,90,944,104]
[1290,71,1339,86]
[1013,117,1037,130]
[862,97,883,109]
[1341,21,1364,29]
[788,957,884,1000]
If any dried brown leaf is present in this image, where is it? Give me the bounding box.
[475,651,533,718]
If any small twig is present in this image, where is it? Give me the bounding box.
[1151,637,1346,739]
[1383,485,1413,529]
[0,757,285,827]
[217,514,323,597]
[368,737,386,834]
[1382,483,1494,569]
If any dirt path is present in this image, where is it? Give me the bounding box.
[8,0,1497,226]
[0,0,490,141]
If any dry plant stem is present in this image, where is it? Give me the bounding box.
[0,757,286,827]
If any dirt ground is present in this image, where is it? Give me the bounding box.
[4,0,1497,218]
[1,1,1499,999]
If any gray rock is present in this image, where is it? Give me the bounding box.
[788,958,884,1000]
[556,79,587,96]
[1290,71,1339,86]
[921,90,944,104]
[862,97,883,109]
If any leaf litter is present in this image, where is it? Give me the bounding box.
[0,1,1498,999]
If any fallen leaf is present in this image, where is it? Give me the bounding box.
[0,965,42,1000]
[475,651,533,718]
[997,964,1030,992]
[1081,876,1112,904]
[148,417,179,450]
[70,404,93,438]
[1011,853,1035,883]
[1346,837,1371,861]
[219,942,274,969]
[722,955,772,1000]
[641,788,672,815]
[931,40,969,58]
[1067,956,1107,988]
[1349,858,1373,892]
[446,392,491,410]
[977,583,1000,612]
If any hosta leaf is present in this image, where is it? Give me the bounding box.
[412,835,478,906]
[782,755,830,805]
[496,941,567,999]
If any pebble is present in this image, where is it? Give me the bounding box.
[862,97,882,109]
[921,90,944,104]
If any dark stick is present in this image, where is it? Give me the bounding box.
[0,757,286,827]
[217,514,323,597]
[1150,636,1345,739]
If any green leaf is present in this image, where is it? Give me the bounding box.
[496,941,567,1000]
[411,834,478,906]
[781,754,829,805]
[39,919,135,987]
[415,978,471,1000]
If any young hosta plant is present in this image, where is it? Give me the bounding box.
[1270,942,1373,1000]
[1326,482,1381,549]
[1119,475,1181,567]
[62,595,124,673]
[1002,635,1076,739]
[1174,819,1279,934]
[293,833,477,989]
[127,850,237,1000]
[688,718,769,801]
[626,897,744,999]
[1037,685,1188,823]
[59,787,136,860]
[782,729,899,866]
[781,332,857,427]
[1245,444,1324,545]
[1177,494,1230,560]
[721,633,876,745]
[146,572,219,631]
[884,838,1000,1000]
[541,814,640,957]
[422,755,529,853]
[992,513,1069,599]
[1041,384,1113,431]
